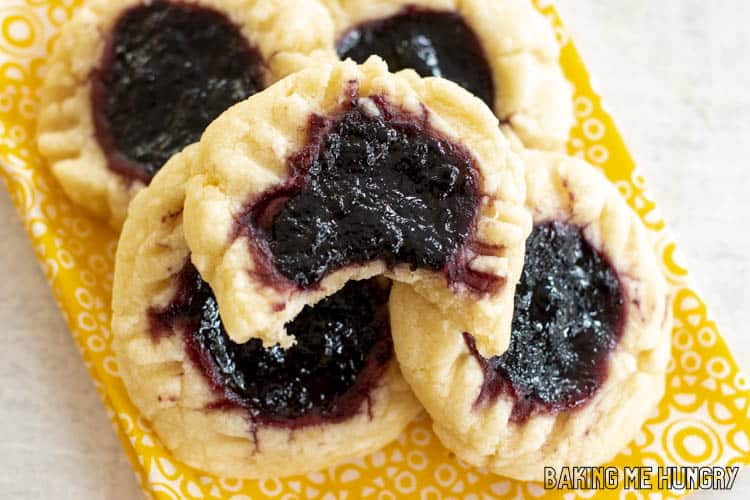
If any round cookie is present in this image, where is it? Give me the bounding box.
[37,0,333,228]
[390,150,672,481]
[182,57,531,357]
[111,145,422,478]
[322,0,574,150]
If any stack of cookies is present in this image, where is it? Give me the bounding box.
[37,0,672,481]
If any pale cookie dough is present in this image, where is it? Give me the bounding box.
[391,151,672,481]
[182,57,531,357]
[322,0,574,150]
[37,0,333,229]
[111,146,422,478]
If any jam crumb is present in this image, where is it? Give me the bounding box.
[337,7,495,110]
[239,94,500,294]
[464,221,625,422]
[92,1,265,182]
[148,262,394,428]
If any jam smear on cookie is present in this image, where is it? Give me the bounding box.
[92,1,265,182]
[243,95,496,292]
[464,221,625,422]
[149,263,393,427]
[337,8,494,110]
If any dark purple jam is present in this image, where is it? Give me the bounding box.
[464,221,625,422]
[337,8,494,110]
[91,1,265,183]
[149,263,393,427]
[243,95,494,292]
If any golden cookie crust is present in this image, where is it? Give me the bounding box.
[182,57,531,357]
[111,146,422,478]
[390,151,672,481]
[321,0,574,150]
[37,0,333,229]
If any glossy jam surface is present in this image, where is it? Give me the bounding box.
[465,221,625,422]
[92,2,264,182]
[246,96,488,290]
[337,8,494,109]
[149,264,393,426]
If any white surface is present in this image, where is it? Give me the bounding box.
[553,1,750,498]
[0,192,142,499]
[0,1,748,498]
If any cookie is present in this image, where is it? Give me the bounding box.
[390,151,672,481]
[37,0,333,228]
[181,57,531,357]
[322,0,574,150]
[111,145,422,478]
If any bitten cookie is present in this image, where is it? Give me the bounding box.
[181,57,531,357]
[323,0,574,150]
[391,151,672,481]
[37,0,332,228]
[111,146,422,478]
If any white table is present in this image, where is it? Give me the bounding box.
[1,1,748,498]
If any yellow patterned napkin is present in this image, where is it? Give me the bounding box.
[0,1,748,498]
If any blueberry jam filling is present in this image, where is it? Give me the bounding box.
[149,263,393,427]
[337,8,495,110]
[92,1,265,182]
[243,95,494,292]
[464,221,625,422]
